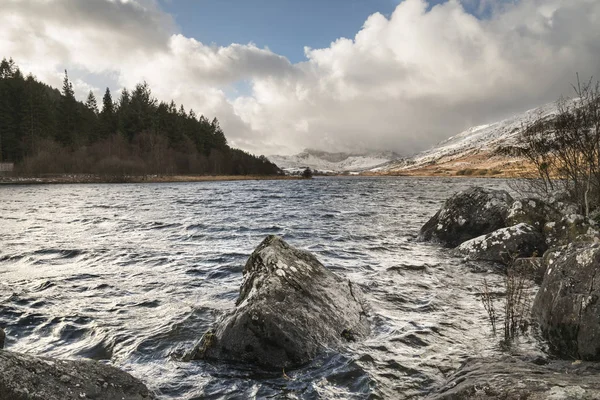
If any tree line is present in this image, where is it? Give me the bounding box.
[0,58,281,176]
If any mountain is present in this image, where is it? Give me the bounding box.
[268,149,400,174]
[370,101,562,177]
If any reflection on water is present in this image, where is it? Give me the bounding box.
[0,177,544,399]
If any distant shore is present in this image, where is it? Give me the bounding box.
[0,174,302,185]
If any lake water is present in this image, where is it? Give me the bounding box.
[0,177,545,399]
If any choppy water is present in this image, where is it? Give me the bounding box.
[0,177,545,399]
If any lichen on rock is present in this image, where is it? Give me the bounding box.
[189,235,370,369]
[456,223,546,264]
[419,187,513,247]
[533,242,600,360]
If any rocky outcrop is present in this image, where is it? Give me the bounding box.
[456,223,547,264]
[190,235,370,369]
[543,213,599,247]
[419,187,513,247]
[533,242,600,360]
[0,350,155,400]
[427,356,600,399]
[506,198,561,232]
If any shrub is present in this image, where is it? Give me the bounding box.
[518,76,600,216]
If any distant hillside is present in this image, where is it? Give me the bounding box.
[370,101,564,177]
[269,149,399,174]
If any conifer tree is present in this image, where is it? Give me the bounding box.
[57,70,78,146]
[85,91,99,115]
[99,88,116,138]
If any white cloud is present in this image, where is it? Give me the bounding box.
[1,0,599,156]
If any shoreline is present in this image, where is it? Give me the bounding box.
[0,168,534,185]
[0,174,303,185]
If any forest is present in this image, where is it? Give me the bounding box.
[0,58,281,177]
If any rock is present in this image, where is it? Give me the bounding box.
[190,235,370,369]
[543,213,599,247]
[419,187,513,247]
[0,350,155,400]
[456,223,547,264]
[427,356,600,399]
[0,328,5,349]
[506,197,561,232]
[533,242,600,360]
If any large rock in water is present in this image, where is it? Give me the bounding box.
[419,187,513,247]
[427,356,600,399]
[456,223,547,264]
[533,242,600,360]
[191,235,370,369]
[0,350,154,400]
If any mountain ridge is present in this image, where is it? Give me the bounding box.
[268,149,400,174]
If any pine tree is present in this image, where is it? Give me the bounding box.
[102,88,114,114]
[57,70,78,146]
[99,88,116,138]
[85,91,98,115]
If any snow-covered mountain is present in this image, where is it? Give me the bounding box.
[271,101,565,176]
[268,149,400,174]
[372,101,563,174]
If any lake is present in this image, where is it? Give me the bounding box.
[0,177,545,399]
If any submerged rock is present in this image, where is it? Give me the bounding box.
[0,350,155,400]
[533,242,600,360]
[419,187,513,247]
[427,356,600,399]
[191,235,370,369]
[456,223,547,264]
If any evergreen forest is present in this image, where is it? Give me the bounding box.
[0,58,281,177]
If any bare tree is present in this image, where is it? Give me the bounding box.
[517,76,600,216]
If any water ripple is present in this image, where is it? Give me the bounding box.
[0,177,546,399]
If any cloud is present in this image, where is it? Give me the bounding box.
[232,0,600,154]
[1,0,599,156]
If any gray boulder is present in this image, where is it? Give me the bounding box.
[190,235,370,369]
[456,223,547,264]
[427,356,600,399]
[419,187,513,247]
[0,350,154,400]
[543,214,599,247]
[506,197,561,232]
[533,242,600,360]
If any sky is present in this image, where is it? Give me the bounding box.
[1,0,599,156]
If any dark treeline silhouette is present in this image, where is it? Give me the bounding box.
[0,58,281,177]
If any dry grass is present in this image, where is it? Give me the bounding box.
[365,151,538,178]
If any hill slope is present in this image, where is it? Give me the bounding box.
[371,102,562,177]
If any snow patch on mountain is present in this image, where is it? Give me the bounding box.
[268,149,399,173]
[374,101,563,172]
